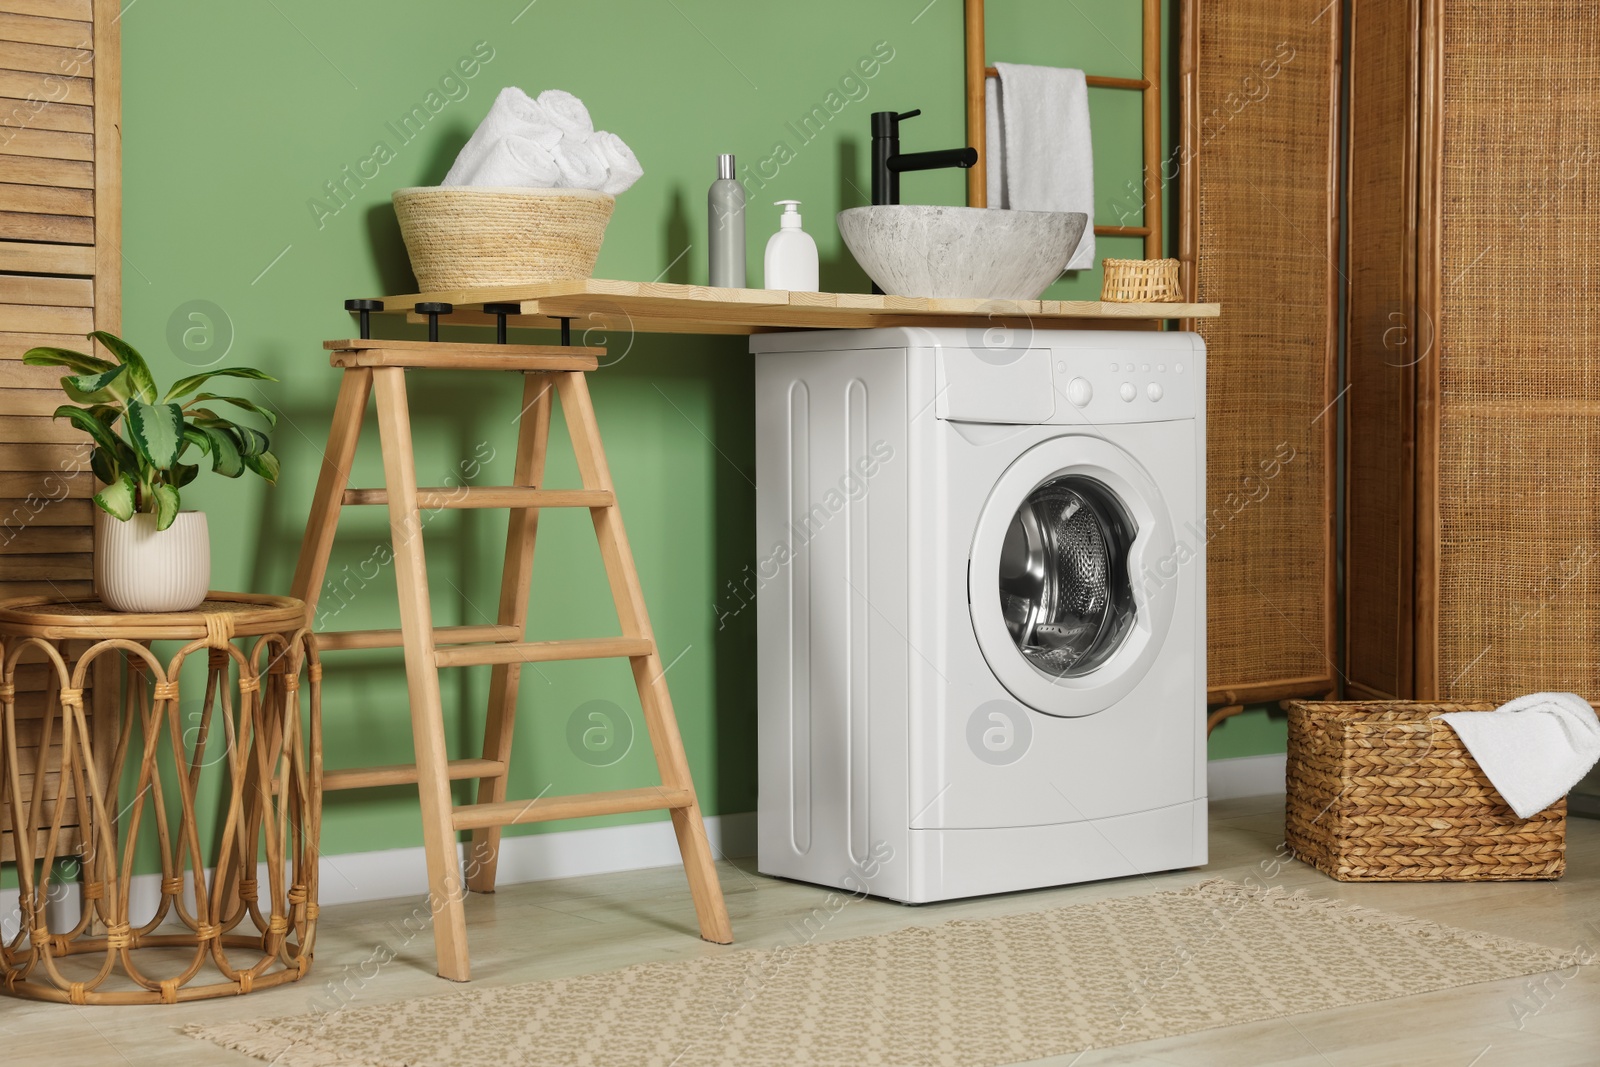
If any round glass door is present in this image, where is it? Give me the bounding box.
[998,476,1137,678]
[968,435,1178,717]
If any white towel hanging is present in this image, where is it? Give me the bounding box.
[984,62,1095,271]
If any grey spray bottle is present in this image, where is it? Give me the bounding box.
[708,154,746,288]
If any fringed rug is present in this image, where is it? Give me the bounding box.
[188,879,1584,1067]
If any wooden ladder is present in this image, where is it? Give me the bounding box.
[290,330,733,982]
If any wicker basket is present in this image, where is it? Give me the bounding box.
[392,186,614,291]
[1285,701,1566,882]
[1100,257,1181,302]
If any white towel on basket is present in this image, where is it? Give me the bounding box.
[1438,692,1600,818]
[442,87,641,194]
[592,130,643,195]
[551,134,609,190]
[535,89,594,138]
[984,62,1095,270]
[442,86,559,186]
[465,135,560,188]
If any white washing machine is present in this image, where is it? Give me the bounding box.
[752,327,1206,903]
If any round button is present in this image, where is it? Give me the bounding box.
[1066,377,1093,407]
[1157,363,1166,373]
[1056,360,1067,373]
[1119,382,1137,403]
[1124,363,1135,372]
[1147,382,1164,402]
[1175,362,1185,374]
[1141,363,1151,373]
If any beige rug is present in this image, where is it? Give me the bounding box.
[188,880,1584,1067]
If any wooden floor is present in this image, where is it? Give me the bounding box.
[5,796,1597,1066]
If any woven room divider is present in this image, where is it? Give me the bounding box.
[1344,0,1418,701]
[1180,0,1341,710]
[1347,0,1600,701]
[0,0,121,864]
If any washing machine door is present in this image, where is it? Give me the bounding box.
[968,435,1178,717]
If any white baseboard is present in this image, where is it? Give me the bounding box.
[2,811,757,941]
[318,810,757,907]
[1207,753,1287,800]
[4,762,1302,931]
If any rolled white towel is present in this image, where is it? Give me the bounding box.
[498,85,552,127]
[442,87,560,186]
[465,134,561,188]
[536,89,594,138]
[521,123,562,150]
[552,134,609,191]
[592,130,643,195]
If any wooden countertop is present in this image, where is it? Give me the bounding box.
[372,279,1218,336]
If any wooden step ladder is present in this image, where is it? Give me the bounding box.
[290,306,732,981]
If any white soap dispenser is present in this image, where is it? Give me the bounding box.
[764,199,819,292]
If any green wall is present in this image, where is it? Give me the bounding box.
[1207,706,1288,759]
[62,0,1226,872]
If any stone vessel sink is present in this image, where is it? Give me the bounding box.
[837,205,1088,300]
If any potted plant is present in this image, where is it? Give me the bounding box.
[24,331,279,612]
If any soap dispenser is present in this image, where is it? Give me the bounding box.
[763,200,819,292]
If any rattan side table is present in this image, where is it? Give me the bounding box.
[0,593,321,1004]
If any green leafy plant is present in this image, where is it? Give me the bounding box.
[24,331,279,531]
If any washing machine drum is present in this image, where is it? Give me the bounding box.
[998,476,1137,678]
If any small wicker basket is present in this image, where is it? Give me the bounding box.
[392,186,614,291]
[1100,257,1182,302]
[1285,701,1566,882]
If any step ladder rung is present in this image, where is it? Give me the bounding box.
[323,758,506,792]
[341,487,615,510]
[316,623,522,652]
[434,637,654,669]
[325,339,601,372]
[452,785,694,831]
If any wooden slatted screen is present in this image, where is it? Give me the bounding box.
[1182,0,1342,707]
[0,0,117,864]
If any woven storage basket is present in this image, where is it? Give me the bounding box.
[1285,701,1566,882]
[1100,258,1181,302]
[392,186,614,291]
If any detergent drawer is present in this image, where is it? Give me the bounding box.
[935,347,1055,423]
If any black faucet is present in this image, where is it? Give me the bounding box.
[870,110,978,206]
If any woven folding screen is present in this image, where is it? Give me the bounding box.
[1347,0,1600,701]
[0,0,119,863]
[1429,0,1600,699]
[1344,0,1418,700]
[1183,0,1341,705]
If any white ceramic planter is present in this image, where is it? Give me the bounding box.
[94,510,211,612]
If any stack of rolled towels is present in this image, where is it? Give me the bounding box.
[442,87,642,196]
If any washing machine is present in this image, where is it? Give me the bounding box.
[752,326,1206,903]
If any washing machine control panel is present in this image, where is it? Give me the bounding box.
[1045,346,1197,424]
[757,328,1204,426]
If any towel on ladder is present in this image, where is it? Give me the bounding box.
[985,62,1095,271]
